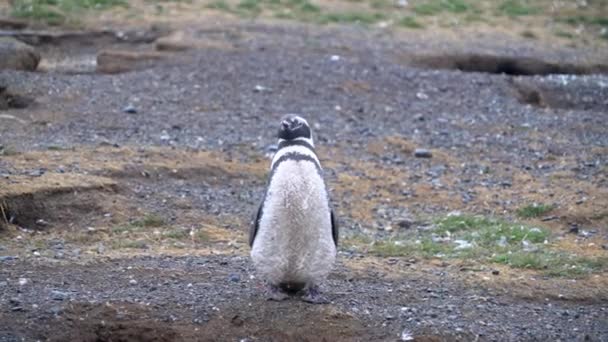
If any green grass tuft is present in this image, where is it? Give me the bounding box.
[347,214,604,277]
[498,0,540,17]
[131,214,166,228]
[206,0,231,11]
[318,11,385,25]
[413,0,471,16]
[516,204,554,219]
[11,0,127,25]
[399,16,424,28]
[494,251,607,277]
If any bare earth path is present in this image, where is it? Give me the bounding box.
[1,17,607,342]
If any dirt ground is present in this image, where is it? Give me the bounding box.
[1,5,608,342]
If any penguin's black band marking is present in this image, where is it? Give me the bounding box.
[270,152,322,177]
[277,139,315,153]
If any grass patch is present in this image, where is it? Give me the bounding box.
[498,0,540,17]
[236,0,262,15]
[163,228,189,240]
[0,145,20,156]
[516,204,554,219]
[554,30,575,39]
[131,214,166,228]
[10,0,127,25]
[494,251,608,277]
[206,0,231,11]
[399,16,424,28]
[348,214,605,277]
[318,11,385,25]
[557,16,608,27]
[413,0,471,16]
[520,30,537,39]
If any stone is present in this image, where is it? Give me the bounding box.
[414,148,432,158]
[0,37,40,71]
[123,104,137,114]
[50,290,70,301]
[96,50,166,74]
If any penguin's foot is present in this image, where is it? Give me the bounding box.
[266,284,289,301]
[301,285,329,304]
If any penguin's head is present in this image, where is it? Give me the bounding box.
[277,114,313,144]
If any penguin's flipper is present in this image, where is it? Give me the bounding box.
[249,202,263,247]
[331,209,339,246]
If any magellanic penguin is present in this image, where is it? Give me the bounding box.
[250,114,338,303]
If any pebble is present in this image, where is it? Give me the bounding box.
[0,255,17,262]
[395,218,413,229]
[49,306,64,316]
[492,270,500,275]
[253,85,271,92]
[228,274,241,282]
[568,226,579,234]
[414,148,432,158]
[28,168,45,177]
[50,290,70,301]
[122,104,137,114]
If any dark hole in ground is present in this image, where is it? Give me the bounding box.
[407,54,608,76]
[0,187,110,230]
[511,78,608,111]
[0,86,32,109]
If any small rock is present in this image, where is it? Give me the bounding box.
[229,274,241,283]
[568,226,579,234]
[28,169,46,177]
[160,131,171,141]
[18,278,29,286]
[416,92,428,100]
[330,55,341,62]
[253,85,271,93]
[0,37,40,71]
[97,243,106,254]
[541,216,558,222]
[491,270,500,275]
[129,279,138,285]
[395,218,413,229]
[36,219,49,226]
[49,306,64,316]
[0,256,17,262]
[50,290,70,301]
[123,104,137,114]
[454,240,473,250]
[395,0,408,7]
[414,148,432,158]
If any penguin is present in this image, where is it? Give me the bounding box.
[249,114,338,303]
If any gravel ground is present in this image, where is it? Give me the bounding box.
[1,21,607,341]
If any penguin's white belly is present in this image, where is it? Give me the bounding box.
[251,160,336,286]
